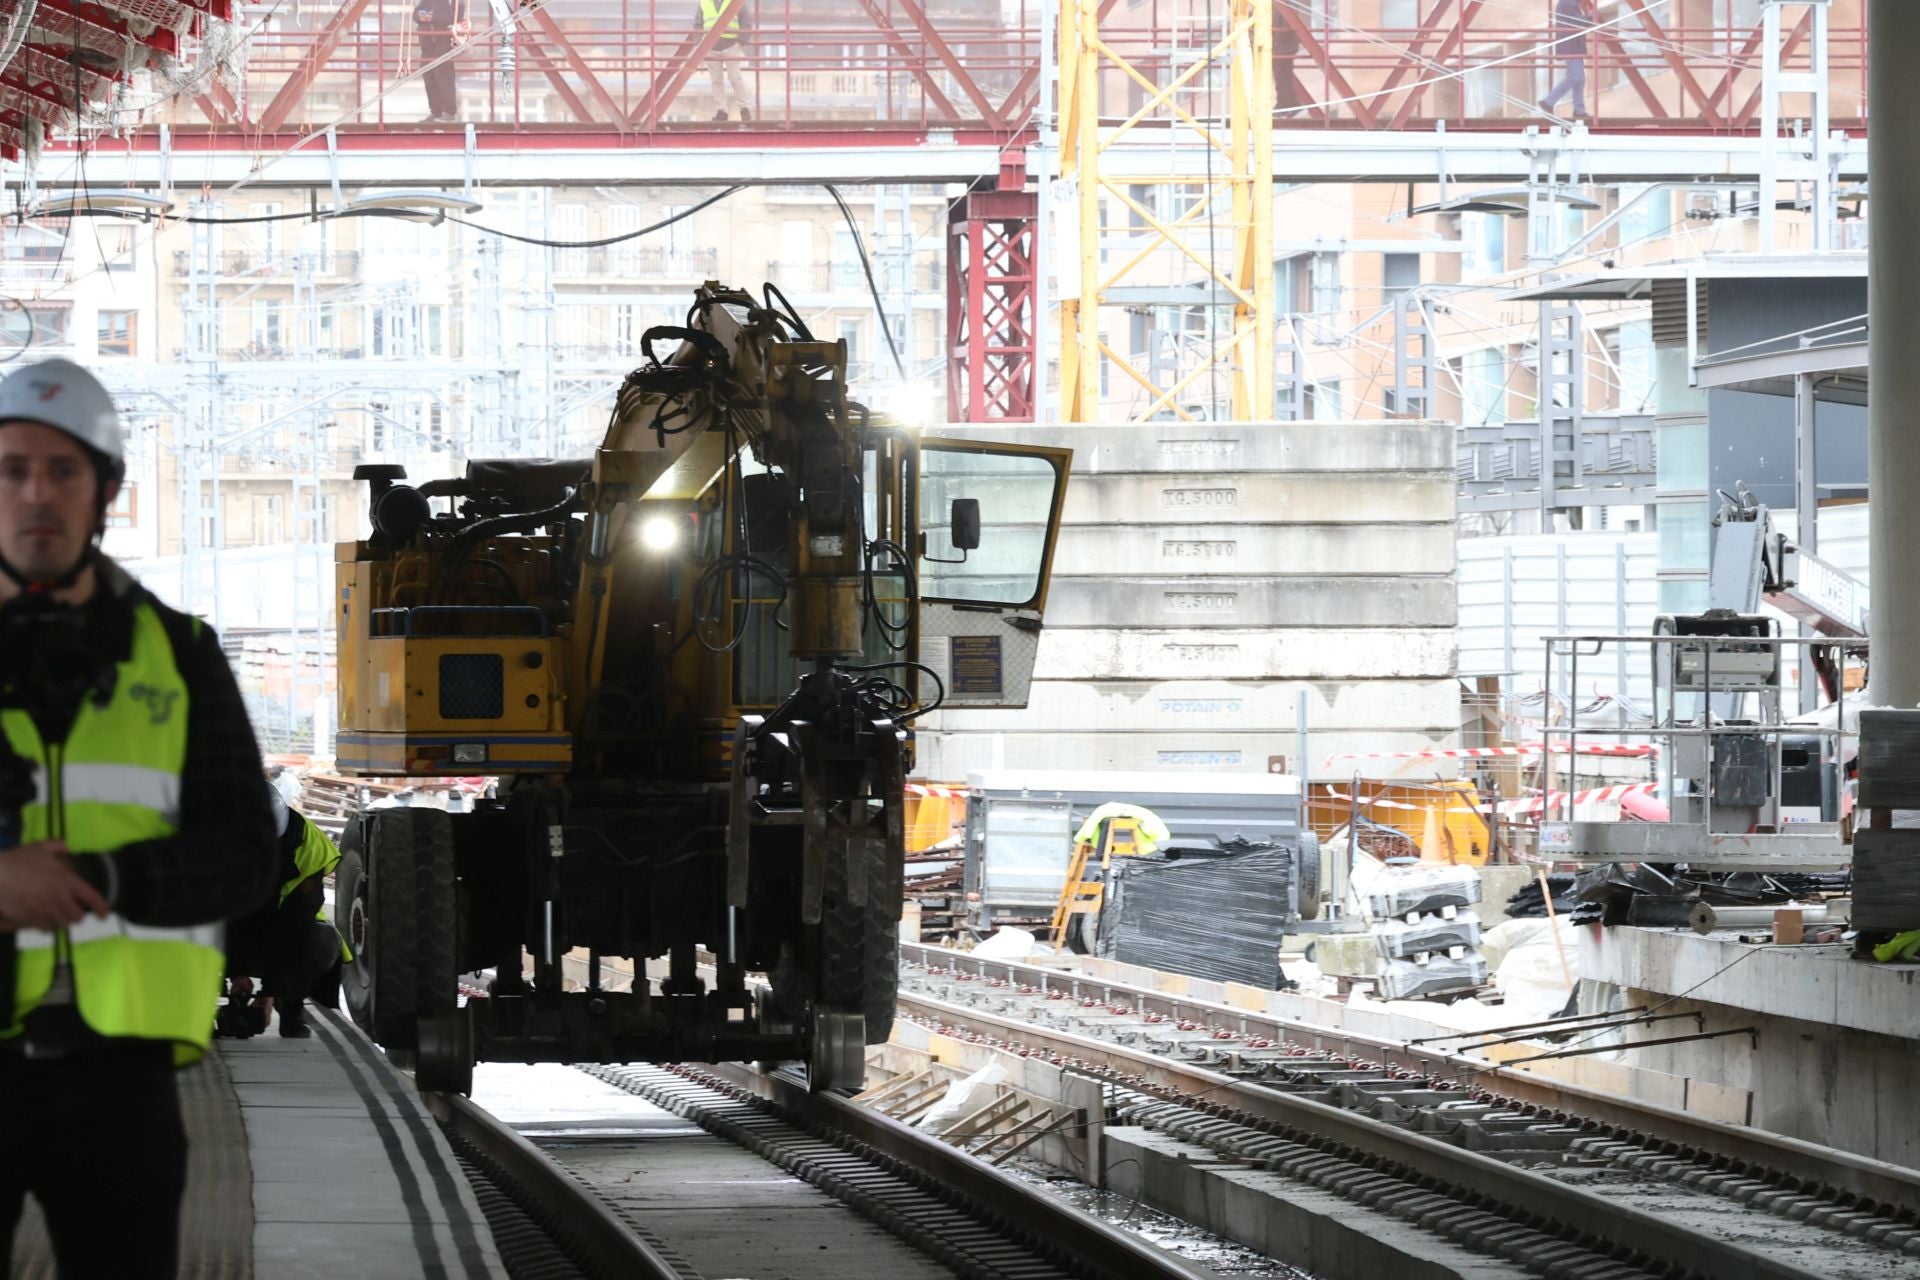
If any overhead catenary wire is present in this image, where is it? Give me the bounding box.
[821,183,907,381]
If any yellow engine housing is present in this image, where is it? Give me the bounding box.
[335,547,573,775]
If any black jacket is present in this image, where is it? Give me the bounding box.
[0,559,278,927]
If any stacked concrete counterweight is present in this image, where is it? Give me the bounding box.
[915,421,1459,777]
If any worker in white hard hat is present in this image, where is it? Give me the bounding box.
[0,358,279,1277]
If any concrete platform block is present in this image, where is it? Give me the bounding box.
[1099,1125,1535,1280]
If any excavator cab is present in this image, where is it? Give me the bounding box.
[331,283,1070,1093]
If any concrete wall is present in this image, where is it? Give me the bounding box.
[1580,927,1920,1167]
[915,422,1458,777]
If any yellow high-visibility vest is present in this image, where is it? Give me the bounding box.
[700,0,740,39]
[279,813,351,961]
[1,601,225,1065]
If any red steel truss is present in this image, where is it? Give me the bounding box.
[66,0,1862,141]
[947,177,1036,423]
[0,0,231,160]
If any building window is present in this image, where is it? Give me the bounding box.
[105,484,137,530]
[4,223,67,269]
[97,310,136,357]
[17,305,72,349]
[838,317,862,370]
[833,230,863,289]
[614,304,640,357]
[1382,252,1421,302]
[554,203,588,274]
[1616,185,1673,252]
[606,205,645,275]
[252,494,286,545]
[1274,254,1310,316]
[1460,346,1504,426]
[1461,212,1507,279]
[1308,254,1341,343]
[1616,320,1655,413]
[1310,378,1344,421]
[250,300,283,354]
[663,205,693,270]
[100,225,136,272]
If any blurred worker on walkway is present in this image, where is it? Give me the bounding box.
[701,0,752,122]
[216,780,344,1041]
[0,358,278,1277]
[1539,0,1596,121]
[415,0,460,122]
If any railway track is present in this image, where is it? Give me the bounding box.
[898,942,1920,1280]
[430,1061,1221,1280]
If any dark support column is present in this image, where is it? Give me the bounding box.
[1868,1,1920,704]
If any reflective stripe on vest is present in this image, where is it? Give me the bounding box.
[30,762,182,824]
[0,601,222,1064]
[700,0,740,38]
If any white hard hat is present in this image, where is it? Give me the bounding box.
[267,781,292,838]
[0,358,125,483]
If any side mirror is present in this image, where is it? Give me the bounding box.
[951,498,981,551]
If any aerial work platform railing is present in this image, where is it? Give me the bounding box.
[123,0,1866,138]
[1536,626,1867,871]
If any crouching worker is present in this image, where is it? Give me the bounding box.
[216,784,344,1040]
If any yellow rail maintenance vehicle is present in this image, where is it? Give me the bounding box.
[333,283,1070,1092]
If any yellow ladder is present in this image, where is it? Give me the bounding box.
[1049,816,1142,950]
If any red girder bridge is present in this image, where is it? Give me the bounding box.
[3,0,1874,421]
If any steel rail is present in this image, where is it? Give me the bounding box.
[704,1061,1218,1280]
[903,941,1920,1217]
[426,1090,686,1280]
[894,986,1846,1280]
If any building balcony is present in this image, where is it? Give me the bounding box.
[764,260,943,296]
[169,249,363,281]
[551,246,719,282]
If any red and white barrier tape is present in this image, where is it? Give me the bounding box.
[905,782,965,798]
[1500,781,1658,816]
[1323,742,1654,767]
[1318,781,1657,818]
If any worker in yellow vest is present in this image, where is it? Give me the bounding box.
[700,0,752,122]
[0,358,278,1277]
[217,783,346,1040]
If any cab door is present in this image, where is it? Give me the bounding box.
[916,439,1072,710]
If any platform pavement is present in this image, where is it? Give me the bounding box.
[10,1007,505,1279]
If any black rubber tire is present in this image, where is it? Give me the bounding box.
[354,808,458,1051]
[862,861,899,1045]
[342,814,417,1048]
[409,809,458,1022]
[818,841,898,1045]
[1294,832,1323,921]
